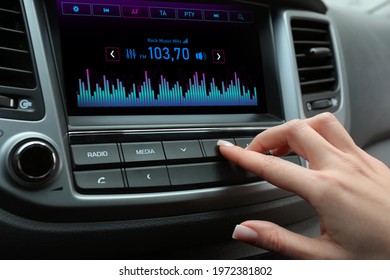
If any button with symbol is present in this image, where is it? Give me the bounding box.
[204,10,228,22]
[230,11,253,23]
[163,140,204,160]
[19,99,34,110]
[106,47,120,62]
[126,166,170,188]
[62,3,92,16]
[212,50,225,64]
[74,169,125,190]
[93,4,121,17]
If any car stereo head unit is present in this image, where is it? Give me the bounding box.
[46,0,284,127]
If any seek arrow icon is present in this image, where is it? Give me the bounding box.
[106,47,120,62]
[212,50,225,64]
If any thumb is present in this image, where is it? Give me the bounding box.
[232,221,346,259]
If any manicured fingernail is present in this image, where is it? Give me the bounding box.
[232,225,258,243]
[217,140,235,147]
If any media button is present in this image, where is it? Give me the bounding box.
[204,10,229,22]
[62,2,92,16]
[177,9,203,21]
[74,169,125,190]
[71,144,121,167]
[93,4,121,17]
[122,142,166,163]
[122,6,149,19]
[230,11,253,23]
[150,7,176,20]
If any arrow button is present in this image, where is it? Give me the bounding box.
[212,50,225,64]
[106,47,120,61]
[163,140,204,160]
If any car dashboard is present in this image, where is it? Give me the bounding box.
[0,0,355,259]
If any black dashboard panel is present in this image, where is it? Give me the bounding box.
[0,0,347,259]
[1,0,294,222]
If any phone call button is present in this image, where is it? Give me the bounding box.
[74,169,125,190]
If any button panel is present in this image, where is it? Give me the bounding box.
[70,136,304,194]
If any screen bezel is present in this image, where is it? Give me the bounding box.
[43,0,284,128]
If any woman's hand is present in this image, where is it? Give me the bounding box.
[218,113,390,259]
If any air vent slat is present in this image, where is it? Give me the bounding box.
[291,19,337,95]
[0,1,36,88]
[292,27,328,34]
[294,41,331,46]
[301,78,336,87]
[299,65,334,72]
[0,66,33,74]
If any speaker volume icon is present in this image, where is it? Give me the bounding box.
[195,52,207,61]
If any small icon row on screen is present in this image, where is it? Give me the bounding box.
[61,2,253,23]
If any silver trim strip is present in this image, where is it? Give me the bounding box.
[68,126,275,137]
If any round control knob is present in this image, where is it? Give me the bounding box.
[11,140,58,186]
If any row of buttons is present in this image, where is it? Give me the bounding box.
[71,138,253,167]
[62,3,253,23]
[74,156,302,191]
[74,162,241,191]
[71,137,302,192]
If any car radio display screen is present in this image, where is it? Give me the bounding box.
[56,0,267,115]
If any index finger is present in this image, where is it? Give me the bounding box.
[248,119,338,168]
[219,144,320,201]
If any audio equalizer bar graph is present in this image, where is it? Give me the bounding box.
[77,69,258,107]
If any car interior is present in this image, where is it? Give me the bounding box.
[0,0,389,259]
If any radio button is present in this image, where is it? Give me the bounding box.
[71,144,121,167]
[163,140,203,160]
[126,166,170,188]
[122,142,165,163]
[74,169,125,190]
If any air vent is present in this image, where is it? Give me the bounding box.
[291,19,337,94]
[0,0,36,88]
